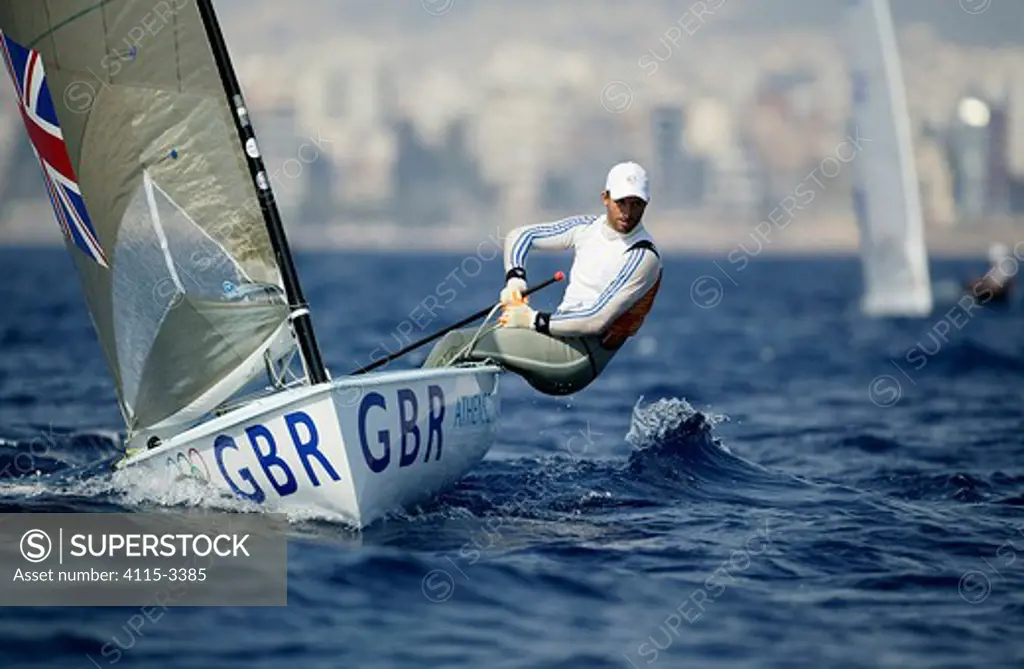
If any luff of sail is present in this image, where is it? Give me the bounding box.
[843,0,932,317]
[0,1,297,435]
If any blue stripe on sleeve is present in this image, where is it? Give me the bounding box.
[511,215,596,268]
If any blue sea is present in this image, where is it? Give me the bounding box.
[0,246,1022,669]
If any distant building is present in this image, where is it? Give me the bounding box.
[948,94,995,225]
[650,106,706,209]
[297,153,338,226]
[252,104,310,223]
[985,99,1012,216]
[293,53,399,209]
[916,125,957,228]
[390,117,498,228]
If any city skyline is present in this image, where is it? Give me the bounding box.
[1,0,1023,255]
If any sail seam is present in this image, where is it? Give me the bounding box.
[174,0,182,93]
[38,2,55,64]
[29,1,118,49]
[99,0,110,90]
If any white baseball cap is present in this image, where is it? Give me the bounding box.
[605,161,650,202]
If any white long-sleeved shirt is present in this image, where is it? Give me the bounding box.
[503,214,662,337]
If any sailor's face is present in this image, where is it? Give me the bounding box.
[603,192,647,234]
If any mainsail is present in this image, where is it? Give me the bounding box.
[842,0,932,317]
[0,0,326,439]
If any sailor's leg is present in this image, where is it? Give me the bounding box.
[422,325,619,395]
[468,329,617,396]
[421,325,499,368]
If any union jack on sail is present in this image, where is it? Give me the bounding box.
[0,32,108,268]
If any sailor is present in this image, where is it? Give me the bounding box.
[423,161,663,395]
[965,242,1016,304]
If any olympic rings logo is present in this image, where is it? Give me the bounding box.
[166,448,210,483]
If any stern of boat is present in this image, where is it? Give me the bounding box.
[329,364,502,525]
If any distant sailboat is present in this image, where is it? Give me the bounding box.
[843,0,933,317]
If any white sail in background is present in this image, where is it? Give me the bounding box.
[843,0,933,317]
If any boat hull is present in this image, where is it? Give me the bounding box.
[116,365,502,528]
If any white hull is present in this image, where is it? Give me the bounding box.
[844,0,933,318]
[115,365,503,528]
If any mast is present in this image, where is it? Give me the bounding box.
[195,0,329,385]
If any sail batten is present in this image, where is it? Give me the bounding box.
[1,0,304,436]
